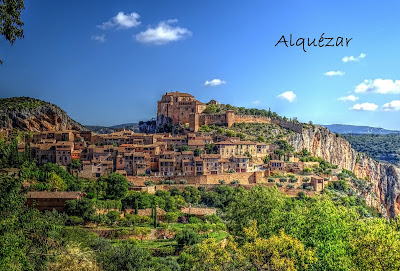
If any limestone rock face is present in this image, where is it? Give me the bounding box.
[288,125,400,218]
[0,98,88,132]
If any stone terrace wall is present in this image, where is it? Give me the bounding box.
[127,171,268,186]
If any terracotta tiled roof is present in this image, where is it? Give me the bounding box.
[165,91,194,97]
[188,140,205,146]
[202,154,221,159]
[215,141,234,145]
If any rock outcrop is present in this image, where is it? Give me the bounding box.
[0,97,88,132]
[288,125,400,218]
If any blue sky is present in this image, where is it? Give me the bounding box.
[1,1,400,129]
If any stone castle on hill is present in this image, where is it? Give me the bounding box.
[156,91,303,133]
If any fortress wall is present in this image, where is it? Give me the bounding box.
[234,115,271,124]
[201,114,227,125]
[272,119,303,133]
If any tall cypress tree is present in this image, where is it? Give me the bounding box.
[154,205,158,228]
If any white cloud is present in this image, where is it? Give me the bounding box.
[338,95,359,102]
[383,100,400,111]
[91,34,106,43]
[342,53,366,63]
[252,100,261,105]
[204,79,226,87]
[98,12,141,30]
[350,102,378,111]
[277,91,296,102]
[324,71,345,76]
[355,79,400,94]
[136,19,191,45]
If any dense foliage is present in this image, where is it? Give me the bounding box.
[343,133,400,165]
[0,97,47,111]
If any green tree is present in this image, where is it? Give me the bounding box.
[351,219,400,271]
[193,147,202,157]
[204,104,217,114]
[0,0,25,64]
[179,145,190,152]
[205,143,218,154]
[132,227,152,243]
[104,173,129,199]
[97,241,153,270]
[65,198,95,221]
[175,228,200,247]
[0,175,65,270]
[163,212,181,223]
[242,221,317,271]
[107,210,121,223]
[200,124,211,132]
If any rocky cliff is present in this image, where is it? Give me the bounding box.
[288,125,400,218]
[0,97,88,132]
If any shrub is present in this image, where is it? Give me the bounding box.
[175,228,200,246]
[189,216,202,224]
[198,186,206,192]
[215,222,227,231]
[179,179,187,184]
[290,177,298,183]
[218,180,226,184]
[116,229,129,238]
[107,211,121,223]
[297,191,306,199]
[230,180,239,185]
[276,183,283,187]
[66,216,84,226]
[153,246,175,257]
[205,214,223,224]
[302,177,310,182]
[162,212,180,223]
[287,184,294,189]
[328,180,348,192]
[305,186,314,191]
[279,177,287,183]
[268,178,275,183]
[164,180,175,185]
[144,180,154,186]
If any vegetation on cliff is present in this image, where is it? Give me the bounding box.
[0,97,88,132]
[0,97,47,111]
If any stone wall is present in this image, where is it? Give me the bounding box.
[273,119,303,133]
[235,114,271,124]
[127,171,268,186]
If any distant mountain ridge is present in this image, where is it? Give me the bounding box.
[85,123,139,134]
[322,124,400,134]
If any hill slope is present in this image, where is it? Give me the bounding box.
[343,133,400,166]
[85,123,139,134]
[0,97,88,132]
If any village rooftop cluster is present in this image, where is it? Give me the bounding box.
[22,92,334,194]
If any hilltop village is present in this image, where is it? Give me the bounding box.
[1,93,389,271]
[25,92,335,194]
